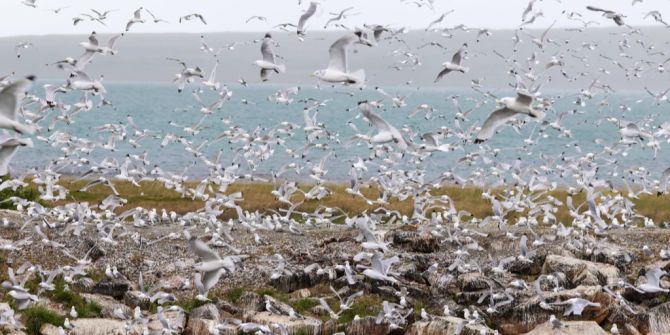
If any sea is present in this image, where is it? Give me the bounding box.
[12,81,667,185]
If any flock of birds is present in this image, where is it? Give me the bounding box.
[2,0,670,334]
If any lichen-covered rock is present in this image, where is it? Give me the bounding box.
[345,316,395,335]
[406,316,493,335]
[237,291,264,312]
[249,311,323,335]
[93,277,131,299]
[542,255,621,287]
[385,227,440,253]
[524,320,607,334]
[80,293,131,319]
[591,244,633,270]
[123,290,150,310]
[647,301,670,334]
[189,303,220,321]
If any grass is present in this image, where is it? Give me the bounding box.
[224,287,246,304]
[9,177,670,226]
[293,298,319,314]
[335,294,383,324]
[48,277,101,318]
[21,306,64,335]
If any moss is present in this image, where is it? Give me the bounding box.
[292,298,319,314]
[0,175,41,210]
[256,288,289,303]
[21,306,65,335]
[48,277,101,318]
[225,287,245,304]
[336,294,383,324]
[176,297,206,313]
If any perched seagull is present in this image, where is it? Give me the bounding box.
[312,30,373,85]
[297,2,319,36]
[179,13,207,25]
[434,44,469,82]
[586,6,625,26]
[125,7,145,31]
[475,91,539,143]
[254,33,286,82]
[0,76,36,135]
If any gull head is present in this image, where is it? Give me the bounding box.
[311,69,325,79]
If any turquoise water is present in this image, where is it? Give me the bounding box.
[15,82,665,183]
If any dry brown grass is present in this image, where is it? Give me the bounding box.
[34,179,670,224]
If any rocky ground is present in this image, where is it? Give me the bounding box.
[2,208,670,335]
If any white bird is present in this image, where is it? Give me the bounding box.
[313,30,373,85]
[254,33,286,82]
[179,13,207,25]
[358,101,409,151]
[297,2,319,36]
[0,137,32,176]
[125,7,145,31]
[186,232,237,296]
[434,44,469,82]
[0,76,36,135]
[475,91,539,143]
[552,298,601,316]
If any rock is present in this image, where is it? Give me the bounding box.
[237,292,264,312]
[385,228,439,253]
[344,316,394,335]
[123,290,150,310]
[80,293,131,319]
[93,277,131,299]
[84,238,106,261]
[73,277,96,293]
[506,253,545,276]
[290,288,311,299]
[270,271,325,293]
[494,286,612,335]
[215,300,240,317]
[542,255,621,287]
[249,311,323,335]
[406,316,492,335]
[647,301,670,334]
[146,309,187,334]
[185,318,217,335]
[459,272,491,292]
[41,319,128,335]
[190,303,220,321]
[591,244,633,270]
[523,320,607,334]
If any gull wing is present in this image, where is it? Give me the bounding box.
[261,38,276,63]
[475,107,518,143]
[516,91,534,107]
[328,34,355,73]
[0,77,33,121]
[451,44,465,65]
[360,103,391,132]
[188,238,221,262]
[297,2,318,33]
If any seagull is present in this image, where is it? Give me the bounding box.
[179,13,207,25]
[628,267,669,294]
[14,42,33,59]
[21,0,37,8]
[0,76,36,135]
[312,30,373,85]
[297,2,319,36]
[552,298,601,316]
[0,137,33,176]
[246,16,267,24]
[434,44,468,82]
[475,91,539,143]
[185,231,237,296]
[125,7,145,31]
[324,7,356,29]
[425,10,454,31]
[255,33,286,82]
[586,6,626,26]
[145,9,169,23]
[358,101,409,151]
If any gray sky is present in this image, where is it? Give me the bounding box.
[1,0,669,37]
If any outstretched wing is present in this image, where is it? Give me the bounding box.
[475,107,518,143]
[328,34,355,73]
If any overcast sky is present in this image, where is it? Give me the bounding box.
[1,0,668,37]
